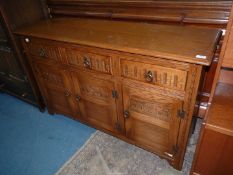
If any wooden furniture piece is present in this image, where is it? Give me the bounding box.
[15,18,221,170]
[0,0,47,109]
[46,0,233,118]
[191,83,233,175]
[191,4,233,174]
[220,1,233,70]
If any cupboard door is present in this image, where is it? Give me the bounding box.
[33,62,75,117]
[123,85,182,158]
[72,71,119,132]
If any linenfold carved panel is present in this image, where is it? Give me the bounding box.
[42,71,63,86]
[35,65,64,86]
[80,85,110,100]
[65,48,112,74]
[121,60,187,91]
[74,71,116,105]
[129,96,175,122]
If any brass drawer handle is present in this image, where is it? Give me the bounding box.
[145,70,153,82]
[39,48,46,57]
[64,90,71,97]
[83,56,91,69]
[76,95,81,102]
[124,110,129,119]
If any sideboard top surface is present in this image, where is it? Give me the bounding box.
[15,18,221,65]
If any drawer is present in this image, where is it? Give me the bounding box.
[64,48,112,75]
[121,59,188,91]
[23,37,61,63]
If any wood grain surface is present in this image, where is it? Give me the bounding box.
[15,18,221,66]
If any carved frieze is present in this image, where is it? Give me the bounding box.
[129,96,174,122]
[80,85,109,100]
[41,71,63,86]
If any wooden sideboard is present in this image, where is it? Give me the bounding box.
[15,18,220,170]
[46,0,233,119]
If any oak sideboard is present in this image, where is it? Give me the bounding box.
[15,18,221,170]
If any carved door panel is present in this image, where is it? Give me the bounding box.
[71,71,119,132]
[123,85,182,159]
[33,62,75,117]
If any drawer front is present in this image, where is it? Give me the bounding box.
[23,37,61,63]
[121,59,188,91]
[65,48,112,75]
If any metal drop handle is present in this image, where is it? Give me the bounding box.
[83,56,91,69]
[39,48,46,57]
[145,70,153,82]
[76,95,81,102]
[124,110,129,119]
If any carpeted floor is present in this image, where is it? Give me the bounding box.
[55,119,201,175]
[0,93,95,175]
[0,93,200,175]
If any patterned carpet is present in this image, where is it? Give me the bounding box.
[56,120,202,175]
